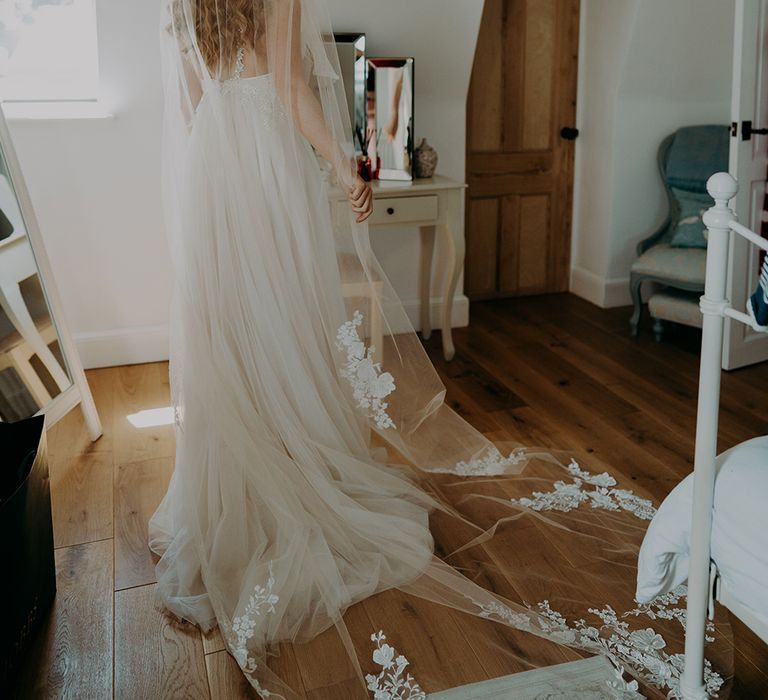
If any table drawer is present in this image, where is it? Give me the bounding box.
[335,194,439,227]
[370,195,438,225]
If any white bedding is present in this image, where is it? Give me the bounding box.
[636,436,768,617]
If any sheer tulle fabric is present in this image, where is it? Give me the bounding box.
[149,1,733,697]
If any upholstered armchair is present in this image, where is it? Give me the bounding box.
[629,125,729,336]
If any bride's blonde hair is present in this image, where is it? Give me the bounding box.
[171,0,264,73]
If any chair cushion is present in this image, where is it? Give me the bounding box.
[669,188,713,249]
[631,243,706,285]
[648,288,702,328]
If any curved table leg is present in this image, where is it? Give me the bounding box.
[419,225,436,340]
[439,219,465,361]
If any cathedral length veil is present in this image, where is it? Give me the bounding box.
[149,1,733,697]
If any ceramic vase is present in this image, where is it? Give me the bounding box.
[414,138,438,178]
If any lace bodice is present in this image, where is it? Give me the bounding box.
[219,47,285,128]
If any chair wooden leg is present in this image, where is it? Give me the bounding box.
[629,273,644,337]
[653,318,664,342]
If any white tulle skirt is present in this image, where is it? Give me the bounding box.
[149,74,443,637]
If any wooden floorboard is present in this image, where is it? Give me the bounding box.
[205,650,259,699]
[50,451,113,549]
[113,362,175,465]
[11,295,768,699]
[12,539,113,699]
[114,583,209,700]
[114,456,172,590]
[46,365,115,463]
[289,603,372,696]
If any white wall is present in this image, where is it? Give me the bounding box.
[7,0,484,368]
[571,0,735,307]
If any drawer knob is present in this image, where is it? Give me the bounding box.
[387,207,395,215]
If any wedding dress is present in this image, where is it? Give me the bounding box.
[148,1,732,697]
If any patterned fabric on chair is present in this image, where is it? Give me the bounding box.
[630,244,707,285]
[629,125,729,336]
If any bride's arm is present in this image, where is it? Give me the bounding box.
[272,0,372,222]
[272,0,345,177]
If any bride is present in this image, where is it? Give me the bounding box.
[148,1,730,697]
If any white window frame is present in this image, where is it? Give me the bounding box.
[0,0,110,120]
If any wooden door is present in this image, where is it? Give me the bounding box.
[465,0,580,299]
[722,0,768,369]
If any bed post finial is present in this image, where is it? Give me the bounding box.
[706,171,738,202]
[703,173,737,245]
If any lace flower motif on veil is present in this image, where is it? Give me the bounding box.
[226,564,280,698]
[366,631,425,700]
[427,446,528,476]
[336,311,396,430]
[464,587,722,699]
[509,460,656,521]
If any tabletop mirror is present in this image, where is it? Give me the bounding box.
[366,57,414,181]
[333,32,367,155]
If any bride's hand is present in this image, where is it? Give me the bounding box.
[347,175,373,223]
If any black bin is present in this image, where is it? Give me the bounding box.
[0,414,56,689]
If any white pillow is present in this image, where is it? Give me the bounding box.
[636,436,768,611]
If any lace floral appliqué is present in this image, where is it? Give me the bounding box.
[465,584,722,698]
[626,584,715,642]
[336,310,396,430]
[477,599,534,629]
[227,564,280,698]
[430,446,527,476]
[510,460,656,520]
[533,598,723,699]
[366,631,425,700]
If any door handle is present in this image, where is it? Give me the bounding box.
[560,126,579,140]
[742,120,768,141]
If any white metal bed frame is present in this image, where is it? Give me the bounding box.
[681,172,768,699]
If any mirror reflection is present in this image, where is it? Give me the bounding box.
[366,57,414,181]
[0,145,72,422]
[333,32,367,155]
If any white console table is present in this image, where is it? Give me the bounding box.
[328,175,466,361]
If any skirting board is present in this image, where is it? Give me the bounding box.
[570,265,631,308]
[74,323,170,370]
[73,295,470,370]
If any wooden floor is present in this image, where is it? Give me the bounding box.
[12,294,768,699]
